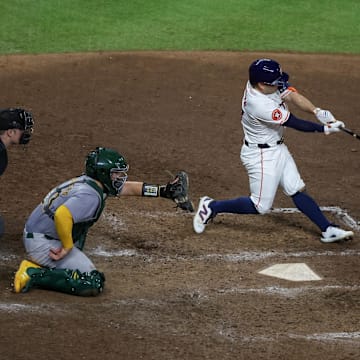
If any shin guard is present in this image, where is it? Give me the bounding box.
[27,267,105,296]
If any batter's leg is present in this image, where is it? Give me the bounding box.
[291,191,331,232]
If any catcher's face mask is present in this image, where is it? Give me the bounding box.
[110,166,129,195]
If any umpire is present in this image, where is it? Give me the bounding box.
[0,108,34,237]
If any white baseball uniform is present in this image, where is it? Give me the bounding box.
[241,81,305,214]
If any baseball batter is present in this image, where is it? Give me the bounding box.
[14,147,193,296]
[193,58,354,243]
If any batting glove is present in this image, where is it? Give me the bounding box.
[324,120,345,135]
[314,108,336,124]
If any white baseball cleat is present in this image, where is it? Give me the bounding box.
[320,226,354,243]
[193,196,214,234]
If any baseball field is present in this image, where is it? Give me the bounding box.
[0,2,360,360]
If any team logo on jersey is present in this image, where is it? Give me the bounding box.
[272,109,283,121]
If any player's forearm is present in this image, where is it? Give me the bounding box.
[286,91,317,114]
[119,181,143,196]
[54,205,74,250]
[119,181,167,197]
[284,114,324,132]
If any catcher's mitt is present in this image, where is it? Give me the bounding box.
[160,171,194,212]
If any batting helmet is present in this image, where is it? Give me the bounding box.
[249,59,289,86]
[0,108,34,144]
[85,147,129,196]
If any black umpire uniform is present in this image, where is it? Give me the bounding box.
[0,108,34,236]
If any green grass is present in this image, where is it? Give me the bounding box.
[0,0,359,54]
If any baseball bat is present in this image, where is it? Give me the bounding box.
[340,126,360,140]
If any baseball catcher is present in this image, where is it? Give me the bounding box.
[14,147,193,296]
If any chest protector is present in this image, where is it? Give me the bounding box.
[42,176,106,250]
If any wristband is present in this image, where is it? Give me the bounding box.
[142,183,159,197]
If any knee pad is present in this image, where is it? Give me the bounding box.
[69,269,106,296]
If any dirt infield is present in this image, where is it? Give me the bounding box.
[0,52,359,360]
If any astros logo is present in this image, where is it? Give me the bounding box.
[272,109,283,121]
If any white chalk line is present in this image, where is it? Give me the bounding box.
[2,284,359,308]
[0,253,18,262]
[272,206,360,231]
[2,206,358,345]
[0,303,32,313]
[216,284,360,298]
[2,290,359,346]
[3,284,359,314]
[90,244,360,345]
[102,206,360,231]
[289,331,360,343]
[220,331,360,344]
[85,247,360,263]
[0,302,63,314]
[2,299,358,345]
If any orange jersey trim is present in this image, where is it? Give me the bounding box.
[287,86,298,93]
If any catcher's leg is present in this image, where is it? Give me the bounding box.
[14,260,105,296]
[24,232,96,273]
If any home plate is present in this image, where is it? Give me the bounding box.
[259,263,322,281]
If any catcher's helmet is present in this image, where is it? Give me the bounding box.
[249,58,289,86]
[0,108,34,144]
[85,147,129,196]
